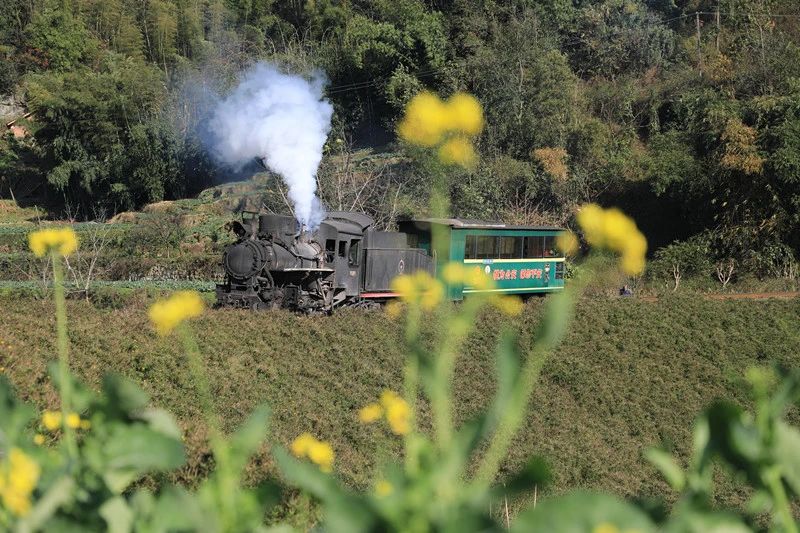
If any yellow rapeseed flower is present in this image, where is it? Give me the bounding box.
[397,91,484,168]
[465,266,494,290]
[384,300,404,318]
[380,390,411,436]
[419,279,444,311]
[386,401,411,435]
[575,204,647,275]
[493,295,524,316]
[358,403,383,424]
[390,274,415,298]
[397,92,449,147]
[390,271,444,310]
[601,209,636,250]
[291,433,334,473]
[65,412,81,429]
[441,262,466,284]
[375,480,393,497]
[557,231,579,255]
[41,410,61,432]
[576,204,605,247]
[28,227,79,257]
[33,434,45,446]
[438,136,477,169]
[290,433,316,459]
[307,440,335,473]
[446,93,484,136]
[148,291,205,336]
[0,447,41,516]
[79,419,91,430]
[380,390,402,409]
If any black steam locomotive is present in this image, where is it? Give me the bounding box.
[216,211,434,312]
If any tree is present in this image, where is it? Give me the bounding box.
[565,0,676,80]
[25,9,97,72]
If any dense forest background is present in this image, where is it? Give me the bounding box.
[2,0,800,276]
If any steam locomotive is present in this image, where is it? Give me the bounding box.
[215,211,434,312]
[216,210,567,312]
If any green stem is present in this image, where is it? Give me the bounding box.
[765,467,798,533]
[179,326,237,529]
[403,305,421,474]
[429,298,483,450]
[473,344,550,488]
[473,262,590,489]
[51,254,77,462]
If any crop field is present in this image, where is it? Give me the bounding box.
[1,293,798,515]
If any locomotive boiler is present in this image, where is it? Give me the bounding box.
[216,211,435,312]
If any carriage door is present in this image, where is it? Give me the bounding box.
[334,235,360,296]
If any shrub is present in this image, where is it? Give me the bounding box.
[649,236,712,290]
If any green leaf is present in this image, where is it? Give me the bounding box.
[100,497,133,533]
[16,476,75,533]
[774,421,800,497]
[439,420,482,488]
[691,416,711,471]
[147,486,203,531]
[47,362,94,411]
[483,330,521,438]
[230,404,270,468]
[0,376,35,444]
[746,489,772,515]
[511,491,656,533]
[644,449,685,491]
[273,448,373,533]
[536,289,574,349]
[706,403,762,467]
[664,506,752,533]
[136,408,182,440]
[103,373,149,414]
[273,447,346,503]
[101,424,185,493]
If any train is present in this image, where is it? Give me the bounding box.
[215,211,566,312]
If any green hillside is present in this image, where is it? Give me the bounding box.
[2,294,798,514]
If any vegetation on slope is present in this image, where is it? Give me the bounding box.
[1,294,798,509]
[3,1,800,274]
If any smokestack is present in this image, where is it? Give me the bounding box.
[209,63,333,229]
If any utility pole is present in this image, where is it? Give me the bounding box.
[716,1,721,52]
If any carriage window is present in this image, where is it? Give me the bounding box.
[475,236,496,259]
[524,236,544,258]
[325,239,336,263]
[349,239,360,266]
[465,235,477,259]
[543,236,558,257]
[338,240,347,258]
[498,236,522,259]
[555,261,565,279]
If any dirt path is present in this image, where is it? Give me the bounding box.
[703,291,800,300]
[638,291,800,302]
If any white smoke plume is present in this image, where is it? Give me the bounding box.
[209,63,333,228]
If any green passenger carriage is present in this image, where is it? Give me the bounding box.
[398,218,566,301]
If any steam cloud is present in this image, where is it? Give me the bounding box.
[209,63,333,228]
